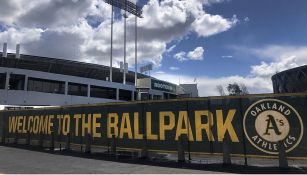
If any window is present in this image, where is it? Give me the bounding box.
[0,73,6,89]
[90,85,116,99]
[153,95,162,100]
[9,74,25,90]
[68,82,88,97]
[27,77,65,94]
[119,89,132,101]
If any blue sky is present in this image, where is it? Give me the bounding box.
[1,0,307,96]
[156,0,307,77]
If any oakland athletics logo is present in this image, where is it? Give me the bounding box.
[243,99,303,155]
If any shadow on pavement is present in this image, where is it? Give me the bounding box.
[1,143,307,174]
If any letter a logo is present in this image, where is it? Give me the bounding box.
[263,115,281,136]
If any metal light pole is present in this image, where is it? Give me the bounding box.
[104,0,143,85]
[109,5,114,82]
[123,2,127,85]
[134,15,138,87]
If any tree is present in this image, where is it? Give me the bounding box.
[240,83,249,95]
[226,83,249,96]
[227,83,242,96]
[216,85,225,96]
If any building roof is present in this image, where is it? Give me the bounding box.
[0,53,149,85]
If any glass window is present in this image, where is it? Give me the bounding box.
[153,95,162,100]
[68,82,88,97]
[27,77,65,94]
[9,74,25,90]
[90,85,116,99]
[119,89,132,101]
[0,73,6,89]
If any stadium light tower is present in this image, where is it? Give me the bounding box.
[104,0,142,85]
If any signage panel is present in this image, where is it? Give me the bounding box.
[1,93,307,159]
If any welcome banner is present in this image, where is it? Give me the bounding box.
[1,93,306,159]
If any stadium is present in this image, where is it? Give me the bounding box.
[0,46,198,107]
[272,65,307,93]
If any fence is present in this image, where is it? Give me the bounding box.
[1,92,307,167]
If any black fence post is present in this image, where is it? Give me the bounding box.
[177,135,185,163]
[39,132,44,148]
[85,133,91,153]
[111,134,116,155]
[14,131,18,144]
[26,130,31,145]
[1,129,5,144]
[222,135,231,165]
[239,98,248,166]
[65,133,71,151]
[140,135,148,159]
[278,141,288,168]
[50,131,55,151]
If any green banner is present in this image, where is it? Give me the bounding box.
[1,93,306,159]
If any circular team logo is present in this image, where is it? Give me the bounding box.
[243,99,303,155]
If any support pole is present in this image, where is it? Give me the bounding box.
[140,135,148,158]
[111,134,116,155]
[177,135,185,163]
[26,130,31,145]
[85,133,91,153]
[222,135,231,165]
[109,5,113,82]
[134,15,138,87]
[278,141,288,168]
[50,131,55,151]
[123,0,127,85]
[66,132,71,151]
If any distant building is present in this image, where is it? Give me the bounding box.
[272,65,307,93]
[0,51,198,106]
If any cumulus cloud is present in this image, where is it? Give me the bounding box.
[153,73,272,97]
[167,45,307,97]
[0,0,237,68]
[187,46,204,60]
[192,14,238,37]
[174,46,204,61]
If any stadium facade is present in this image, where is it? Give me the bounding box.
[272,65,307,93]
[0,51,198,107]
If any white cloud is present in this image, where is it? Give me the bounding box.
[187,46,204,60]
[174,51,187,61]
[153,73,272,97]
[222,55,233,58]
[192,14,238,37]
[0,0,237,68]
[174,46,204,61]
[166,44,176,53]
[244,17,250,22]
[169,66,179,70]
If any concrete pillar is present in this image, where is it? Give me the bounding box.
[64,81,68,95]
[131,91,135,101]
[87,84,90,97]
[5,72,10,90]
[116,89,119,100]
[24,75,28,91]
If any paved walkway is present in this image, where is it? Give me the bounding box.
[0,146,215,174]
